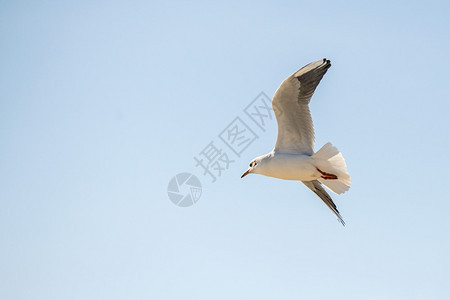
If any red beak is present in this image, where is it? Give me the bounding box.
[241,170,250,178]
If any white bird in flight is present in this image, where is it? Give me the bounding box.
[241,59,351,225]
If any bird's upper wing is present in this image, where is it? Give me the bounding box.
[302,180,345,226]
[272,59,331,155]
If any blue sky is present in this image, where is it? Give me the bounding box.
[1,0,450,299]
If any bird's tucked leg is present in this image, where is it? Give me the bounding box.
[316,168,338,180]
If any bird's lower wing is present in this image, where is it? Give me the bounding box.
[302,180,345,226]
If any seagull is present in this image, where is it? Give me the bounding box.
[241,59,350,225]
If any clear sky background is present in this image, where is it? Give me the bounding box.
[1,0,450,299]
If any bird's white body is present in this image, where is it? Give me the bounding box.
[241,59,351,225]
[255,152,319,181]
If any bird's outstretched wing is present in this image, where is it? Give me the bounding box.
[272,59,331,155]
[302,180,345,226]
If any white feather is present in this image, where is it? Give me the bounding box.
[313,143,351,194]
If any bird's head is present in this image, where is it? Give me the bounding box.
[241,155,268,178]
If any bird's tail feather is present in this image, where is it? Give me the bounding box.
[312,143,351,194]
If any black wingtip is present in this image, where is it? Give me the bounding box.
[334,206,345,226]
